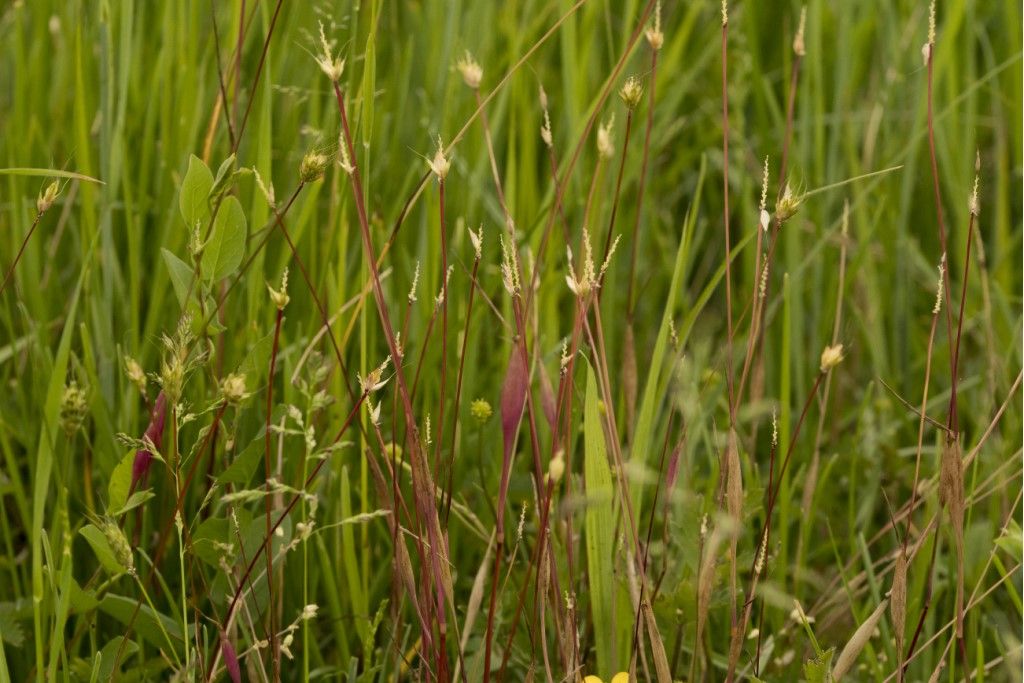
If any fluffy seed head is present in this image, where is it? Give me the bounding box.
[548,453,565,483]
[645,0,664,50]
[124,355,146,393]
[315,22,345,83]
[500,234,521,296]
[597,115,616,159]
[358,357,391,394]
[933,256,945,315]
[408,261,421,303]
[469,225,483,261]
[299,150,329,183]
[969,152,980,216]
[793,6,807,56]
[456,51,482,89]
[427,136,450,181]
[337,131,355,175]
[221,373,248,404]
[820,343,845,373]
[620,76,643,110]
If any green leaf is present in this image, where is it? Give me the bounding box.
[107,450,134,514]
[584,364,616,678]
[209,154,237,200]
[178,154,213,229]
[78,525,125,576]
[108,490,154,517]
[0,604,25,647]
[97,594,183,656]
[803,647,835,683]
[216,431,265,486]
[97,637,138,680]
[0,167,104,184]
[161,248,194,308]
[201,195,246,281]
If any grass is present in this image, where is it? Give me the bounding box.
[0,0,1021,681]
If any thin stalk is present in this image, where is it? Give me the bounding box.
[264,306,284,676]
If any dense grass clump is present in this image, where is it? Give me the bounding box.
[0,1,1020,681]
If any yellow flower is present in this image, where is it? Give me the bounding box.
[582,673,629,683]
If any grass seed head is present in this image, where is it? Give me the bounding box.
[268,268,290,310]
[100,518,134,576]
[597,115,616,159]
[619,75,643,110]
[36,180,60,214]
[933,255,945,314]
[793,6,807,56]
[774,182,802,223]
[645,0,664,50]
[315,22,345,83]
[456,50,483,89]
[820,343,844,373]
[221,372,248,404]
[299,150,329,183]
[428,136,451,181]
[60,381,88,437]
[124,355,147,394]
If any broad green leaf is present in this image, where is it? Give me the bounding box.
[216,431,266,486]
[97,637,138,680]
[161,248,194,308]
[209,154,237,200]
[107,450,134,514]
[178,154,213,229]
[97,594,183,656]
[78,525,125,576]
[584,364,615,678]
[202,195,246,281]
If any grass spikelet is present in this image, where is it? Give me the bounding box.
[939,438,966,637]
[832,598,889,681]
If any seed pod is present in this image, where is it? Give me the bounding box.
[131,391,168,492]
[832,598,889,681]
[220,633,242,683]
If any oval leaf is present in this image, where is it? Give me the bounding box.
[179,154,213,229]
[202,195,246,281]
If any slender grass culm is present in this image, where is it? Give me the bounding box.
[0,1,1019,682]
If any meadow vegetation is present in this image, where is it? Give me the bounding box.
[0,0,1021,681]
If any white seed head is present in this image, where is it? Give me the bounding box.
[933,255,945,315]
[548,453,565,483]
[619,76,643,110]
[427,136,450,182]
[645,0,664,50]
[500,234,521,296]
[759,156,770,212]
[721,0,728,26]
[969,156,980,217]
[435,265,453,307]
[597,115,615,159]
[469,225,483,261]
[301,604,319,620]
[540,108,554,148]
[253,168,277,208]
[928,0,936,45]
[358,357,391,394]
[315,22,345,83]
[337,130,355,175]
[408,261,420,303]
[367,399,382,426]
[456,50,483,89]
[820,343,845,373]
[793,6,807,57]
